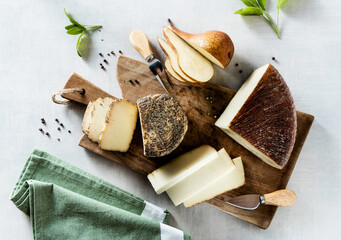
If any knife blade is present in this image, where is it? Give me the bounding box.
[130,30,170,94]
[226,189,296,210]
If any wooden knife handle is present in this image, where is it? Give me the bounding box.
[130,30,153,59]
[264,189,296,207]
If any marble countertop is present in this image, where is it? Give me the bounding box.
[1,0,340,239]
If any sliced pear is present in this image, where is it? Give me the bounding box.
[157,38,196,83]
[168,23,234,69]
[163,27,214,82]
[165,58,185,82]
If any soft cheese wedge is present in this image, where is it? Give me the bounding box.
[147,145,218,194]
[166,148,235,206]
[183,157,245,208]
[163,27,214,82]
[87,97,115,142]
[215,64,297,169]
[165,57,185,82]
[157,38,195,83]
[98,99,138,152]
[82,101,95,135]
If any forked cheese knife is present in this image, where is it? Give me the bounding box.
[226,189,297,210]
[130,30,170,94]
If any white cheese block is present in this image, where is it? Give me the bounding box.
[98,99,138,152]
[166,148,235,206]
[81,101,95,135]
[87,97,115,142]
[183,157,245,208]
[215,64,297,169]
[147,145,218,194]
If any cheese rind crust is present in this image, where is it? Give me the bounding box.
[137,94,188,157]
[228,64,297,168]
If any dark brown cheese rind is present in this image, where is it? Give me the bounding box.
[230,64,297,168]
[137,94,188,157]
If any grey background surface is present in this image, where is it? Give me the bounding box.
[1,0,340,239]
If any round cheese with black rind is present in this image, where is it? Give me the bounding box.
[137,94,188,157]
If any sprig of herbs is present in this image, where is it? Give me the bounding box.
[235,0,288,38]
[64,9,101,57]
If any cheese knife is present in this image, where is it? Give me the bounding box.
[130,30,170,94]
[226,189,296,210]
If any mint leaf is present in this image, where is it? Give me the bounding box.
[84,25,102,31]
[277,0,288,9]
[235,7,263,15]
[76,31,85,57]
[65,24,75,30]
[64,9,101,57]
[67,26,85,35]
[241,0,259,7]
[257,0,266,10]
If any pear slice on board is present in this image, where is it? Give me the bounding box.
[163,26,214,83]
[157,37,196,83]
[165,57,186,82]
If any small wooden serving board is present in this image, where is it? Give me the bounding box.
[61,56,314,229]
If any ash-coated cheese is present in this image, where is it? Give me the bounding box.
[215,64,297,169]
[137,94,188,157]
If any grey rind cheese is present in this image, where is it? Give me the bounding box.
[137,94,188,157]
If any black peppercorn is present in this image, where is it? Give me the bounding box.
[68,130,71,133]
[111,51,115,56]
[99,53,103,57]
[235,63,238,67]
[57,127,61,131]
[272,57,276,61]
[239,70,243,73]
[119,50,123,54]
[41,118,45,124]
[55,118,59,123]
[60,123,64,128]
[45,132,50,136]
[39,128,43,132]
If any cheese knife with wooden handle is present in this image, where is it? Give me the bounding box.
[226,189,297,210]
[130,30,170,94]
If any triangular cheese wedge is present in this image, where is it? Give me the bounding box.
[215,64,297,169]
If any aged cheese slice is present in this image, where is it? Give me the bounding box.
[137,94,188,157]
[183,157,245,208]
[147,145,218,194]
[166,148,235,206]
[98,99,138,152]
[82,101,95,135]
[87,97,115,142]
[215,64,297,169]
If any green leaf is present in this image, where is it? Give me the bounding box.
[257,0,266,9]
[76,31,85,57]
[276,0,288,9]
[66,26,85,35]
[235,7,263,15]
[84,25,102,31]
[65,24,76,30]
[241,0,259,7]
[64,9,83,28]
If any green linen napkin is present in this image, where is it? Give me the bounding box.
[10,149,190,240]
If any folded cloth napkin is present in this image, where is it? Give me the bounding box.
[10,149,190,240]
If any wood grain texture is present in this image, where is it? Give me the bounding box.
[62,73,115,105]
[63,56,314,229]
[264,190,297,207]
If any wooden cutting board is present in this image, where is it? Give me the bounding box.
[61,56,314,229]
